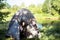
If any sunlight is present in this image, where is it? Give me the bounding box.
[6,0,45,7]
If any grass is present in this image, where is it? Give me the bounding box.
[0,13,60,40]
[0,21,41,40]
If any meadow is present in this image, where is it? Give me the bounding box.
[0,0,60,40]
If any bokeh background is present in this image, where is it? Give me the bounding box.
[0,0,60,40]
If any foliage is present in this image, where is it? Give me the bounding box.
[0,0,60,40]
[41,0,60,40]
[0,0,10,23]
[42,0,60,16]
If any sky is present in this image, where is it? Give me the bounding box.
[6,0,45,7]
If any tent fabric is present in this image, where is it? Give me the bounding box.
[6,16,20,40]
[6,10,21,40]
[6,8,35,40]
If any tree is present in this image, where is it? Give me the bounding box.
[42,0,60,16]
[51,0,60,15]
[0,0,10,23]
[41,0,60,40]
[42,0,50,13]
[0,0,6,9]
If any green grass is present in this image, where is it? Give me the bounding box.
[0,21,41,40]
[0,13,60,40]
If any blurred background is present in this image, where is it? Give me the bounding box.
[0,0,60,40]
